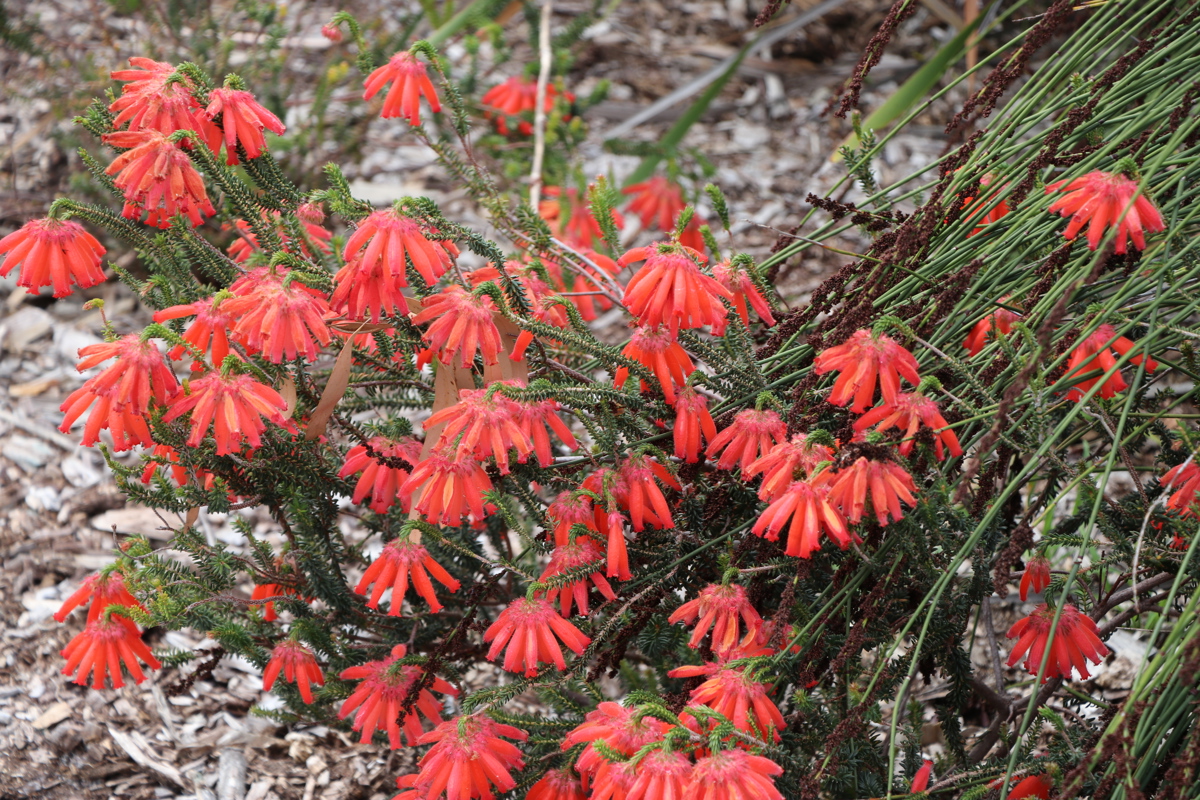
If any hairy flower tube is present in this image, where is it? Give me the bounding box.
[619,243,732,333]
[1063,323,1157,402]
[1020,555,1051,601]
[613,324,696,403]
[339,435,423,514]
[547,490,603,547]
[392,715,527,800]
[626,750,693,800]
[752,477,852,559]
[1006,603,1109,681]
[425,387,532,474]
[964,306,1020,356]
[223,267,332,363]
[484,596,591,677]
[623,176,687,232]
[61,614,161,690]
[355,538,461,614]
[103,129,216,227]
[814,329,922,412]
[743,433,836,501]
[711,258,776,335]
[401,448,495,526]
[412,285,503,369]
[1046,169,1165,253]
[706,409,786,472]
[539,537,616,617]
[263,639,324,703]
[363,51,441,125]
[0,217,106,298]
[153,295,235,369]
[204,87,285,164]
[514,394,579,468]
[108,57,220,149]
[54,570,143,624]
[669,582,763,659]
[161,369,293,455]
[337,208,453,303]
[854,391,962,460]
[827,456,918,527]
[687,749,784,800]
[673,385,717,463]
[610,454,681,532]
[338,643,458,748]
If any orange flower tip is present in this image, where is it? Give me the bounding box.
[0,217,107,298]
[483,596,590,676]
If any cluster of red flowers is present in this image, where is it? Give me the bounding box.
[481,75,575,136]
[53,570,161,689]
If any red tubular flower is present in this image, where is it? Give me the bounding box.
[392,715,527,800]
[154,295,235,368]
[355,538,460,614]
[515,394,578,467]
[1006,603,1109,681]
[814,330,922,412]
[540,187,623,249]
[623,176,686,232]
[686,749,784,800]
[402,449,495,525]
[103,129,216,227]
[222,267,332,363]
[1020,555,1051,601]
[614,325,696,403]
[263,639,324,703]
[668,583,763,659]
[61,615,161,689]
[141,443,214,489]
[711,259,776,334]
[251,583,301,622]
[1046,169,1165,253]
[613,454,681,532]
[828,456,918,527]
[363,51,441,125]
[706,409,785,472]
[425,387,532,474]
[627,750,692,800]
[548,490,602,547]
[1005,774,1052,800]
[59,334,180,451]
[910,760,934,794]
[108,57,220,149]
[539,537,616,617]
[161,370,293,455]
[589,760,638,800]
[673,386,716,463]
[528,769,586,800]
[481,76,572,136]
[339,435,423,514]
[619,243,732,333]
[204,87,285,165]
[335,208,453,315]
[71,334,179,414]
[563,702,667,781]
[1063,323,1157,402]
[54,571,143,624]
[412,285,503,368]
[964,306,1020,356]
[1161,461,1200,516]
[752,478,852,559]
[743,433,836,501]
[0,217,106,298]
[961,173,1010,236]
[484,597,591,677]
[670,663,785,741]
[338,643,458,748]
[854,392,963,460]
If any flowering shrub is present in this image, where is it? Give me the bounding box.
[10,3,1200,799]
